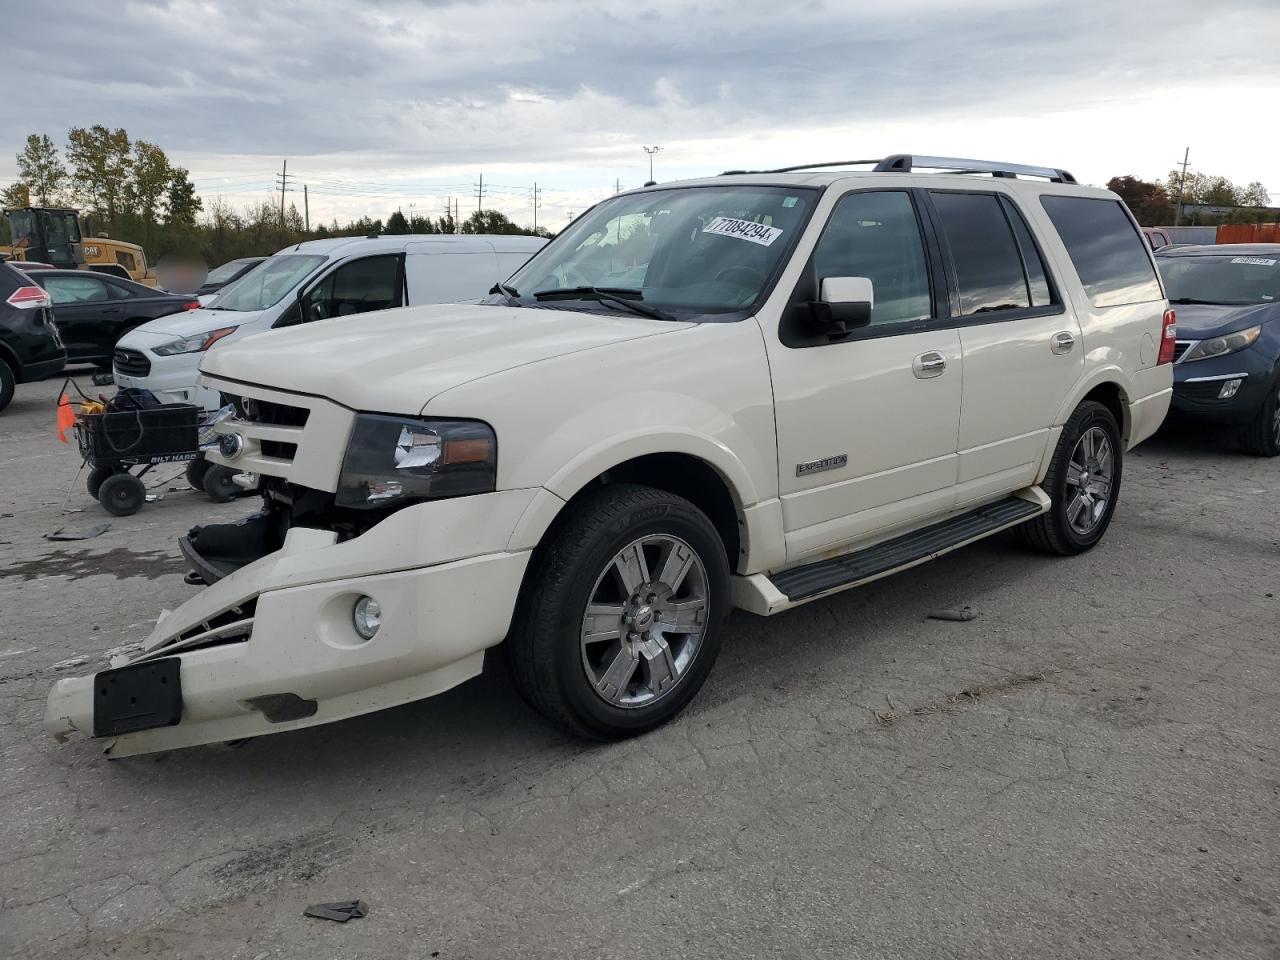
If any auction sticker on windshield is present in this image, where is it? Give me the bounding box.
[702,217,784,246]
[1231,257,1277,266]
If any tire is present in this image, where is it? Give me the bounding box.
[86,465,115,500]
[0,359,14,413]
[1239,378,1280,457]
[506,483,730,740]
[186,456,211,490]
[202,464,240,503]
[98,472,146,517]
[1021,400,1123,556]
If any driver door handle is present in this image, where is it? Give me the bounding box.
[913,351,947,379]
[1051,331,1075,354]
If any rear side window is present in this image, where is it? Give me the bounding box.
[1041,196,1163,307]
[929,192,1031,316]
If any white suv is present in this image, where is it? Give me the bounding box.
[46,155,1174,756]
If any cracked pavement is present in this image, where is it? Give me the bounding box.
[2,373,1277,959]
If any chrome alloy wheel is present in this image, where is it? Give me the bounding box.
[580,535,709,708]
[1271,388,1280,446]
[1064,426,1114,536]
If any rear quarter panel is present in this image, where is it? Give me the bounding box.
[1018,184,1172,446]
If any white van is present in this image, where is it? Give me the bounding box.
[112,234,546,410]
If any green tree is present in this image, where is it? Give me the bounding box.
[462,209,521,235]
[1106,176,1173,226]
[66,125,132,227]
[14,134,68,205]
[385,209,410,234]
[165,168,202,227]
[1,181,30,208]
[1239,182,1271,207]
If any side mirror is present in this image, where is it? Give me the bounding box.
[807,276,873,334]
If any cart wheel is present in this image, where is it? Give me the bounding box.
[98,473,147,517]
[186,456,210,491]
[203,465,241,503]
[86,465,115,501]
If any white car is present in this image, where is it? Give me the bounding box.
[47,155,1174,756]
[112,233,546,410]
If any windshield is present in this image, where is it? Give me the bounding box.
[209,254,326,312]
[497,185,817,318]
[205,258,255,284]
[7,210,36,252]
[1158,254,1280,305]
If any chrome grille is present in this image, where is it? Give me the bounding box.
[1172,340,1192,363]
[113,347,151,377]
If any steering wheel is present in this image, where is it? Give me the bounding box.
[551,264,593,289]
[715,264,766,289]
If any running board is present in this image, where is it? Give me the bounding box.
[733,492,1048,614]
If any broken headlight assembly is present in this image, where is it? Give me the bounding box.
[335,415,497,509]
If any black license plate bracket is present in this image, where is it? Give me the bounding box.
[92,658,183,737]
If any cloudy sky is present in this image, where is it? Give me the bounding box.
[4,0,1278,229]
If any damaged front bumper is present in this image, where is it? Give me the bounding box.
[44,488,550,757]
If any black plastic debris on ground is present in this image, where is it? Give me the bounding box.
[927,606,977,622]
[303,900,368,923]
[45,522,112,541]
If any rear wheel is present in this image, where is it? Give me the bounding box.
[186,456,210,490]
[0,359,14,413]
[98,472,146,517]
[1022,401,1123,555]
[506,484,730,740]
[1239,379,1280,457]
[202,464,241,503]
[86,465,115,500]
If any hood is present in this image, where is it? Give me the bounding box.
[1172,301,1278,338]
[120,306,265,343]
[198,302,690,412]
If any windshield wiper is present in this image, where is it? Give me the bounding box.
[489,281,521,305]
[1170,297,1233,305]
[532,286,677,322]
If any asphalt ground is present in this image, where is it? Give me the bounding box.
[2,371,1277,959]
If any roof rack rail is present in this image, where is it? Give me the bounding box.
[721,155,1077,184]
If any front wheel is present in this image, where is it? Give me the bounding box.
[202,464,241,503]
[0,359,14,413]
[1021,400,1123,555]
[506,484,730,740]
[1239,379,1280,457]
[98,472,147,517]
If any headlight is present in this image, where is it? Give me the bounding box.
[1180,324,1262,363]
[335,414,497,509]
[153,326,237,356]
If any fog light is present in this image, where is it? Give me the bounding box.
[1218,378,1243,399]
[352,596,382,640]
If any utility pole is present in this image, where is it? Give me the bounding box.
[275,160,294,226]
[1173,147,1190,226]
[615,178,621,194]
[474,173,485,216]
[642,145,663,183]
[454,197,460,233]
[531,183,542,232]
[303,184,309,233]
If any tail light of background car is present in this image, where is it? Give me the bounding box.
[6,286,52,310]
[1157,308,1177,365]
[184,301,201,311]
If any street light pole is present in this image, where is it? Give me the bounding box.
[643,145,663,183]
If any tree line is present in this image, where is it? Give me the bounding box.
[1,127,552,268]
[1107,170,1272,227]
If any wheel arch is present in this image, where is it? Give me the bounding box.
[513,438,759,574]
[1055,369,1132,443]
